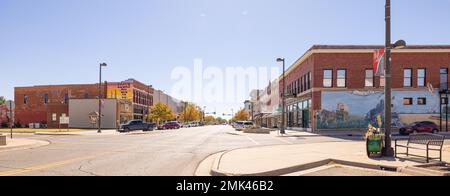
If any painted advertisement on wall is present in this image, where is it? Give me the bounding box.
[107,82,133,100]
[317,91,440,130]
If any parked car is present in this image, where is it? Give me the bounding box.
[119,120,156,132]
[399,121,439,135]
[232,121,244,129]
[158,122,181,130]
[235,121,255,131]
[181,122,191,128]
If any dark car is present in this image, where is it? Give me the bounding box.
[119,120,156,132]
[399,121,439,135]
[157,122,181,130]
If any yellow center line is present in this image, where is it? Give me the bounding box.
[0,146,138,176]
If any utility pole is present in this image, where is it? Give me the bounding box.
[277,58,286,134]
[384,0,406,156]
[98,63,107,134]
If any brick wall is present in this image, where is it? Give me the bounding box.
[14,84,100,127]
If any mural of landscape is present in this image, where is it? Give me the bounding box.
[317,91,440,130]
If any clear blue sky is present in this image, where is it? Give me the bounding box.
[1,0,450,117]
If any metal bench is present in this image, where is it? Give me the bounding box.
[395,133,445,163]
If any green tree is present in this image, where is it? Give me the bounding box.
[149,103,175,124]
[180,103,201,122]
[204,115,216,124]
[0,96,5,105]
[233,109,250,121]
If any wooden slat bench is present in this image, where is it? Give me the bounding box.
[395,133,445,163]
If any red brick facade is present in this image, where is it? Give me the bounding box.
[14,79,156,128]
[280,45,450,131]
[14,84,101,128]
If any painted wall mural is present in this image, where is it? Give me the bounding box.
[317,91,440,130]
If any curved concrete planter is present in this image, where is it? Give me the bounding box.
[242,128,271,134]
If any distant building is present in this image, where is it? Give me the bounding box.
[13,78,186,128]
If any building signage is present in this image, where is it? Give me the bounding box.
[107,82,133,100]
[352,90,381,96]
[373,49,385,76]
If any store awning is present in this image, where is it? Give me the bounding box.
[267,112,281,118]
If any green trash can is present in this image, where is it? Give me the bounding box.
[366,134,385,158]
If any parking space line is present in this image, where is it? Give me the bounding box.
[245,135,260,145]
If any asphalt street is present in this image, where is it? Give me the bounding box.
[0,125,352,176]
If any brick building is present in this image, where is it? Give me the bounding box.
[279,45,450,132]
[15,84,101,128]
[14,78,155,128]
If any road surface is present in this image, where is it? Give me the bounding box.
[0,125,352,176]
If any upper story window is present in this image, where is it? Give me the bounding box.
[44,94,49,104]
[418,69,426,87]
[441,68,449,90]
[337,69,347,88]
[24,95,29,105]
[403,98,413,105]
[323,70,333,88]
[365,69,374,87]
[404,69,413,87]
[418,98,427,105]
[64,94,69,104]
[307,72,312,90]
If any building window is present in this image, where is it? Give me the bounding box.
[403,98,413,105]
[24,95,29,105]
[303,75,307,91]
[308,72,311,90]
[44,94,49,104]
[64,94,69,104]
[418,69,426,87]
[380,75,385,87]
[365,69,374,87]
[297,79,301,93]
[337,69,347,88]
[404,69,413,87]
[441,68,448,90]
[323,70,333,88]
[418,98,427,105]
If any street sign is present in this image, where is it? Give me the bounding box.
[60,116,70,124]
[5,100,15,111]
[5,100,14,139]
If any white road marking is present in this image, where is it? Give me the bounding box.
[245,135,260,145]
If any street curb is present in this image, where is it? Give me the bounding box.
[398,164,450,176]
[0,139,51,152]
[194,151,226,176]
[211,157,404,176]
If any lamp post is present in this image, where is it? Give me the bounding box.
[203,106,206,125]
[277,58,286,134]
[384,0,406,156]
[98,63,107,134]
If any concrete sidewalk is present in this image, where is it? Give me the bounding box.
[35,129,118,136]
[0,137,50,152]
[274,129,450,138]
[205,141,450,176]
[34,129,157,136]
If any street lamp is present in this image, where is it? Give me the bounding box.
[384,0,406,156]
[277,58,286,135]
[203,106,206,125]
[98,63,107,133]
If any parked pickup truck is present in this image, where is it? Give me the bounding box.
[119,120,156,132]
